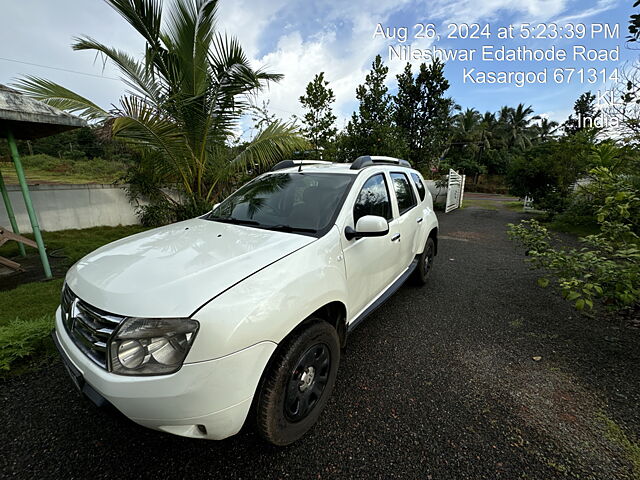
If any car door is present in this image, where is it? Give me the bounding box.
[389,172,420,269]
[340,172,403,319]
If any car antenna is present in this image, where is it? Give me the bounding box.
[298,161,303,172]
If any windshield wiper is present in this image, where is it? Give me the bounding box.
[209,217,261,226]
[264,224,317,234]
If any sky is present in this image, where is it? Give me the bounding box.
[0,0,636,135]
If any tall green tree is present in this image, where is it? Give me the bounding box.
[628,0,640,43]
[339,55,402,161]
[564,92,601,136]
[447,108,487,178]
[394,60,454,168]
[299,72,337,160]
[535,118,560,142]
[504,104,538,149]
[15,0,307,215]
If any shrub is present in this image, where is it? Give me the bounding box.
[506,135,591,217]
[508,170,640,313]
[0,316,54,372]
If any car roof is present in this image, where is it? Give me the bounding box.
[266,160,419,176]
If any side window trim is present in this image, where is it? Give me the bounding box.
[390,171,417,216]
[410,172,426,202]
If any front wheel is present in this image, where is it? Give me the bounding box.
[411,237,435,286]
[255,320,340,445]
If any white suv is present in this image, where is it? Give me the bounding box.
[53,156,439,445]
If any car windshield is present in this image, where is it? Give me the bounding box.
[206,172,354,235]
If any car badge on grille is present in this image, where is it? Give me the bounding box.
[68,298,80,331]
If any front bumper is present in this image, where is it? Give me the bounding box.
[53,307,277,440]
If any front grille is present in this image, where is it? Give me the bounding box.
[61,285,125,370]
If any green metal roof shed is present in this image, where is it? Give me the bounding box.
[0,84,87,278]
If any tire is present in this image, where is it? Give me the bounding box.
[256,320,340,446]
[411,237,435,286]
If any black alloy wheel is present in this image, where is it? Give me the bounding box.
[284,343,331,422]
[255,320,340,446]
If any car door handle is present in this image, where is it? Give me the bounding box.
[391,233,401,242]
[416,217,423,223]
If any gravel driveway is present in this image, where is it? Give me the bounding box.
[2,203,639,479]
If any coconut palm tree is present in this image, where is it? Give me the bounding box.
[504,103,538,149]
[535,118,560,142]
[15,0,308,210]
[452,108,482,142]
[478,112,498,151]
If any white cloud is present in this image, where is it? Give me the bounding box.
[231,0,436,125]
[223,0,593,126]
[217,0,291,59]
[553,0,618,24]
[429,0,570,24]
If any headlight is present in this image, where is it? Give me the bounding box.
[109,318,199,376]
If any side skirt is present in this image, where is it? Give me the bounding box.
[346,258,419,334]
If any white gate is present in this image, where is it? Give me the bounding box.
[523,195,534,211]
[445,169,465,213]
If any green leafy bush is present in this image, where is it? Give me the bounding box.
[508,170,640,312]
[0,316,54,372]
[508,186,640,310]
[506,134,592,217]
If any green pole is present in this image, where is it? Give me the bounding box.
[6,130,52,278]
[0,165,26,257]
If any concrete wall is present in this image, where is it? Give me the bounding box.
[0,184,139,233]
[425,180,447,204]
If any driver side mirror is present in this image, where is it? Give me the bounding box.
[344,215,389,241]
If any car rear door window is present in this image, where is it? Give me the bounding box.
[411,173,426,201]
[354,174,392,224]
[390,173,417,215]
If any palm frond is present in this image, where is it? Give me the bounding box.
[106,0,163,51]
[113,96,194,193]
[163,0,218,95]
[73,36,164,104]
[106,0,171,78]
[12,76,108,121]
[210,33,283,94]
[230,122,309,172]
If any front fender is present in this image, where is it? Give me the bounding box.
[186,226,348,362]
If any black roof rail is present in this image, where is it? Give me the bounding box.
[270,160,331,172]
[350,156,411,170]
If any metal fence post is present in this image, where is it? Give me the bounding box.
[0,165,26,257]
[6,130,52,278]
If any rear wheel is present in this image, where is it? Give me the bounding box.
[411,237,435,286]
[256,320,340,445]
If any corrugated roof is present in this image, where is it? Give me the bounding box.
[0,84,87,139]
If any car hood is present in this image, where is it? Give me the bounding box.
[65,218,315,318]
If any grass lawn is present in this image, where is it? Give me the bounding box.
[0,154,127,185]
[462,199,499,210]
[0,224,148,372]
[0,279,64,328]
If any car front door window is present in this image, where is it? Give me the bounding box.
[353,173,392,224]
